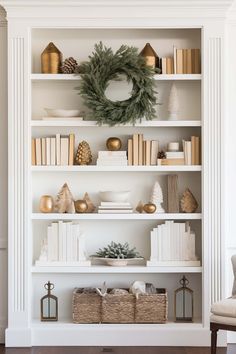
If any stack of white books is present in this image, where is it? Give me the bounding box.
[98,202,133,214]
[97,151,128,166]
[35,221,91,266]
[147,221,200,266]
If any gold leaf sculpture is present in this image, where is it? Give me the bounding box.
[75,141,92,165]
[54,183,75,213]
[83,192,96,213]
[180,188,198,213]
[136,200,144,213]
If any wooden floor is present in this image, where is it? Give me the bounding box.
[0,346,234,354]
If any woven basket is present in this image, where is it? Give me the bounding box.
[135,288,167,323]
[72,288,102,323]
[102,292,135,323]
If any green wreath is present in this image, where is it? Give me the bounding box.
[77,42,157,126]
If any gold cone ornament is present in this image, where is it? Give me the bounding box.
[54,183,75,213]
[180,188,198,213]
[140,43,159,70]
[75,141,92,165]
[41,42,62,74]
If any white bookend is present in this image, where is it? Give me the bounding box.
[35,138,42,165]
[50,137,56,166]
[62,222,67,262]
[51,222,59,261]
[66,222,72,262]
[60,137,69,165]
[58,221,63,261]
[151,140,159,165]
[56,133,61,166]
[46,137,51,165]
[41,138,46,165]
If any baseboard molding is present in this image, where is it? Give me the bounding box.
[0,326,5,344]
[5,327,32,347]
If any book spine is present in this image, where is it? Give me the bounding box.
[161,58,166,74]
[151,140,158,165]
[194,49,201,74]
[50,137,56,166]
[41,138,46,166]
[145,140,151,166]
[66,222,72,262]
[183,49,187,74]
[31,138,36,165]
[60,137,69,166]
[138,134,143,166]
[195,136,200,165]
[191,136,196,165]
[46,137,51,165]
[51,222,58,261]
[173,45,177,74]
[132,134,139,166]
[69,133,75,166]
[56,133,61,166]
[58,221,63,262]
[62,222,67,262]
[186,49,192,74]
[176,49,183,74]
[47,225,53,261]
[35,138,42,166]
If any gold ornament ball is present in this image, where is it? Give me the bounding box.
[143,203,156,214]
[75,200,88,213]
[39,195,54,213]
[106,137,122,151]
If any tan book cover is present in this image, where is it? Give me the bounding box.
[35,138,42,166]
[195,136,200,165]
[31,138,36,166]
[128,139,133,166]
[186,49,192,74]
[143,141,146,165]
[183,49,187,74]
[41,137,46,166]
[132,134,139,166]
[161,158,185,166]
[151,140,158,165]
[138,134,143,165]
[176,49,183,74]
[173,46,177,74]
[145,140,151,166]
[60,137,69,166]
[193,49,201,74]
[69,133,75,166]
[161,58,167,74]
[191,136,196,165]
[166,57,174,74]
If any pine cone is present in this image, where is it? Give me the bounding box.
[75,141,92,165]
[158,150,166,159]
[61,57,78,74]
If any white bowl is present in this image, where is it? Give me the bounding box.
[44,108,80,117]
[99,191,130,202]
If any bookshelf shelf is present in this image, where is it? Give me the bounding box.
[31,265,203,274]
[31,165,202,172]
[31,73,202,82]
[31,120,202,127]
[31,213,202,220]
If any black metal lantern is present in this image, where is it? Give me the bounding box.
[41,281,58,321]
[174,275,193,322]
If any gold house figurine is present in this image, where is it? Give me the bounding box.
[41,281,58,321]
[140,43,159,70]
[41,42,62,74]
[174,275,194,322]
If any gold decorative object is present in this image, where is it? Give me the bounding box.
[174,276,193,322]
[75,141,92,165]
[143,203,156,214]
[54,183,75,213]
[136,200,144,213]
[41,42,62,74]
[41,281,58,322]
[39,195,54,213]
[75,200,88,213]
[106,137,122,151]
[140,43,159,70]
[83,192,96,213]
[180,188,198,213]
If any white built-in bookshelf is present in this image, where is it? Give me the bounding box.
[4,1,227,346]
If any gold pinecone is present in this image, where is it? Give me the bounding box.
[75,141,92,165]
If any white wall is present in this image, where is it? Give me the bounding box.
[0,6,8,343]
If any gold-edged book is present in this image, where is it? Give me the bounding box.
[161,158,185,166]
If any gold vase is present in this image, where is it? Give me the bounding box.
[39,195,54,213]
[106,137,122,151]
[143,203,156,214]
[41,42,62,74]
[75,200,88,213]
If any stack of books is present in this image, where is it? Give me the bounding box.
[183,136,200,165]
[32,134,75,166]
[160,47,201,75]
[128,134,159,166]
[147,221,200,266]
[97,151,128,166]
[98,202,133,214]
[35,221,91,266]
[161,151,185,166]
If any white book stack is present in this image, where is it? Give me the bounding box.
[147,221,200,267]
[98,202,133,214]
[97,151,128,166]
[36,221,91,266]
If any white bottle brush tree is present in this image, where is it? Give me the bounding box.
[150,181,165,213]
[168,83,180,120]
